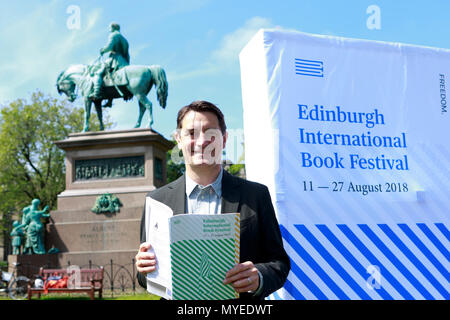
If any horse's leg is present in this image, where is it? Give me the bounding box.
[126,67,154,128]
[94,100,104,131]
[83,99,92,132]
[134,98,146,128]
[137,95,153,129]
[103,98,113,108]
[135,94,153,128]
[148,100,154,128]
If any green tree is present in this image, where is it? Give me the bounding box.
[0,91,112,234]
[224,139,246,178]
[227,163,245,177]
[166,141,185,183]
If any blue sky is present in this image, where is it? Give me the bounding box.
[1,0,449,161]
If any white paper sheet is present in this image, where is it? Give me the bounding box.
[145,197,173,298]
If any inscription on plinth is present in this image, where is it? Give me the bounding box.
[75,155,145,181]
[79,223,127,248]
[55,219,140,252]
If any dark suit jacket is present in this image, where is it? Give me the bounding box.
[137,170,290,300]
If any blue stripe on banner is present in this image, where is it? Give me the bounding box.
[358,224,435,300]
[295,67,323,74]
[378,224,449,299]
[294,58,323,65]
[295,60,322,65]
[284,279,306,300]
[316,224,394,300]
[337,224,415,300]
[295,66,323,71]
[417,223,450,262]
[435,223,450,242]
[295,62,321,68]
[280,225,349,299]
[295,225,372,300]
[280,225,328,299]
[295,72,324,77]
[287,257,328,300]
[398,224,450,282]
[272,291,282,300]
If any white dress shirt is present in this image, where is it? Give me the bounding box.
[185,169,223,214]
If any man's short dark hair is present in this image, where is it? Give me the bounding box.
[176,101,227,134]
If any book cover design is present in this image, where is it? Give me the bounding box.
[169,213,240,300]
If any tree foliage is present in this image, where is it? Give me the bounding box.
[0,91,111,232]
[166,141,185,183]
[227,163,245,177]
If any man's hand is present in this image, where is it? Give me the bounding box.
[223,261,260,293]
[135,242,157,275]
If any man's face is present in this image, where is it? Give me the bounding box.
[175,111,227,167]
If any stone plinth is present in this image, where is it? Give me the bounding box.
[40,128,174,269]
[8,254,59,279]
[55,128,174,210]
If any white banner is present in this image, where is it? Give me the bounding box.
[240,29,449,300]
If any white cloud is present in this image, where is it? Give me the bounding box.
[130,43,151,60]
[169,16,275,82]
[0,3,103,103]
[211,16,273,67]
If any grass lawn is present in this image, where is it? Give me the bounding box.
[0,292,160,300]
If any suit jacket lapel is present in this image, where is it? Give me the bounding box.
[168,174,186,215]
[221,170,241,214]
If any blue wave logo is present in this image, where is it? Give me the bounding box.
[295,58,324,77]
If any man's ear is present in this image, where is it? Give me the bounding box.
[223,131,228,149]
[174,129,182,147]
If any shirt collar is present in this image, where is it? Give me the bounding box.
[186,168,223,197]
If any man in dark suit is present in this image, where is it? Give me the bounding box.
[135,101,290,299]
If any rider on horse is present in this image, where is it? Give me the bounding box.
[89,22,130,103]
[56,22,168,132]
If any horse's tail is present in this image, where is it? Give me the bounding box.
[149,65,168,109]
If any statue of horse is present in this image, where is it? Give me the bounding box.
[56,63,168,132]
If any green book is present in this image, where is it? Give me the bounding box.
[169,213,240,300]
[144,197,240,300]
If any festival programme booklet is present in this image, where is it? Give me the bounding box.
[145,197,240,300]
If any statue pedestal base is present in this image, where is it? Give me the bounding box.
[8,254,58,278]
[42,128,173,272]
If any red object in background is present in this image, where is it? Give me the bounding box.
[43,273,68,294]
